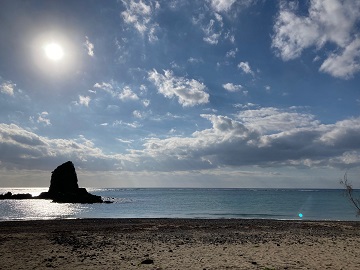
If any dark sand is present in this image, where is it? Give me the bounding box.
[0,219,359,269]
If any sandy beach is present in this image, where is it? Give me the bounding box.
[0,219,359,270]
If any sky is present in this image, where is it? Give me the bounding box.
[0,0,360,188]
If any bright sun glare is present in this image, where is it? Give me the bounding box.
[44,43,64,61]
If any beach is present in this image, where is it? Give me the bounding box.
[0,219,359,270]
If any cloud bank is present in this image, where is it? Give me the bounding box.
[1,108,359,172]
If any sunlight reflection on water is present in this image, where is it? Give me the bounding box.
[0,187,86,220]
[3,199,84,220]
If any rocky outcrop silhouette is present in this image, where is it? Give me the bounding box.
[38,161,103,203]
[0,192,32,199]
[50,161,80,195]
[1,161,104,204]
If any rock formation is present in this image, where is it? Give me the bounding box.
[38,161,103,203]
[0,192,33,200]
[49,161,80,195]
[1,161,104,203]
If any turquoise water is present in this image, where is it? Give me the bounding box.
[0,188,359,221]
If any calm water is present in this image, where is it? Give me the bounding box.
[0,188,359,221]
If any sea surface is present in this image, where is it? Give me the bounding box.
[0,188,359,221]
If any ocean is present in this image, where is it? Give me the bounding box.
[0,188,359,221]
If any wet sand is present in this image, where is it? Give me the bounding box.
[0,219,359,269]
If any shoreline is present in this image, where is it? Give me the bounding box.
[1,219,360,269]
[0,216,358,223]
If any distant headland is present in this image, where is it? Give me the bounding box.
[0,161,107,204]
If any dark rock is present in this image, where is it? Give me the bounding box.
[50,161,79,194]
[0,192,33,199]
[38,188,103,203]
[11,193,33,199]
[37,161,103,204]
[141,259,154,264]
[0,192,12,199]
[0,161,104,203]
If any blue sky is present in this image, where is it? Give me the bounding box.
[1,0,360,188]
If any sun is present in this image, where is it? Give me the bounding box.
[44,43,64,61]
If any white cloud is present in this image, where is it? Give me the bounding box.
[139,84,147,93]
[29,112,51,126]
[0,81,15,96]
[204,33,221,45]
[319,37,360,79]
[79,95,91,106]
[225,31,235,43]
[238,61,254,75]
[272,0,360,79]
[188,57,203,64]
[209,0,236,12]
[84,36,94,57]
[148,69,209,107]
[318,118,360,146]
[121,0,159,42]
[34,112,51,126]
[142,99,150,107]
[272,8,319,60]
[209,0,256,13]
[119,86,139,101]
[94,82,114,94]
[148,24,159,42]
[313,55,321,62]
[106,105,120,113]
[193,3,240,46]
[94,82,138,101]
[202,19,222,45]
[214,13,223,25]
[226,48,238,58]
[193,10,226,46]
[93,81,118,98]
[117,138,134,144]
[222,82,243,92]
[113,120,142,129]
[234,103,257,109]
[133,110,144,118]
[170,61,180,69]
[236,107,319,134]
[330,151,360,167]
